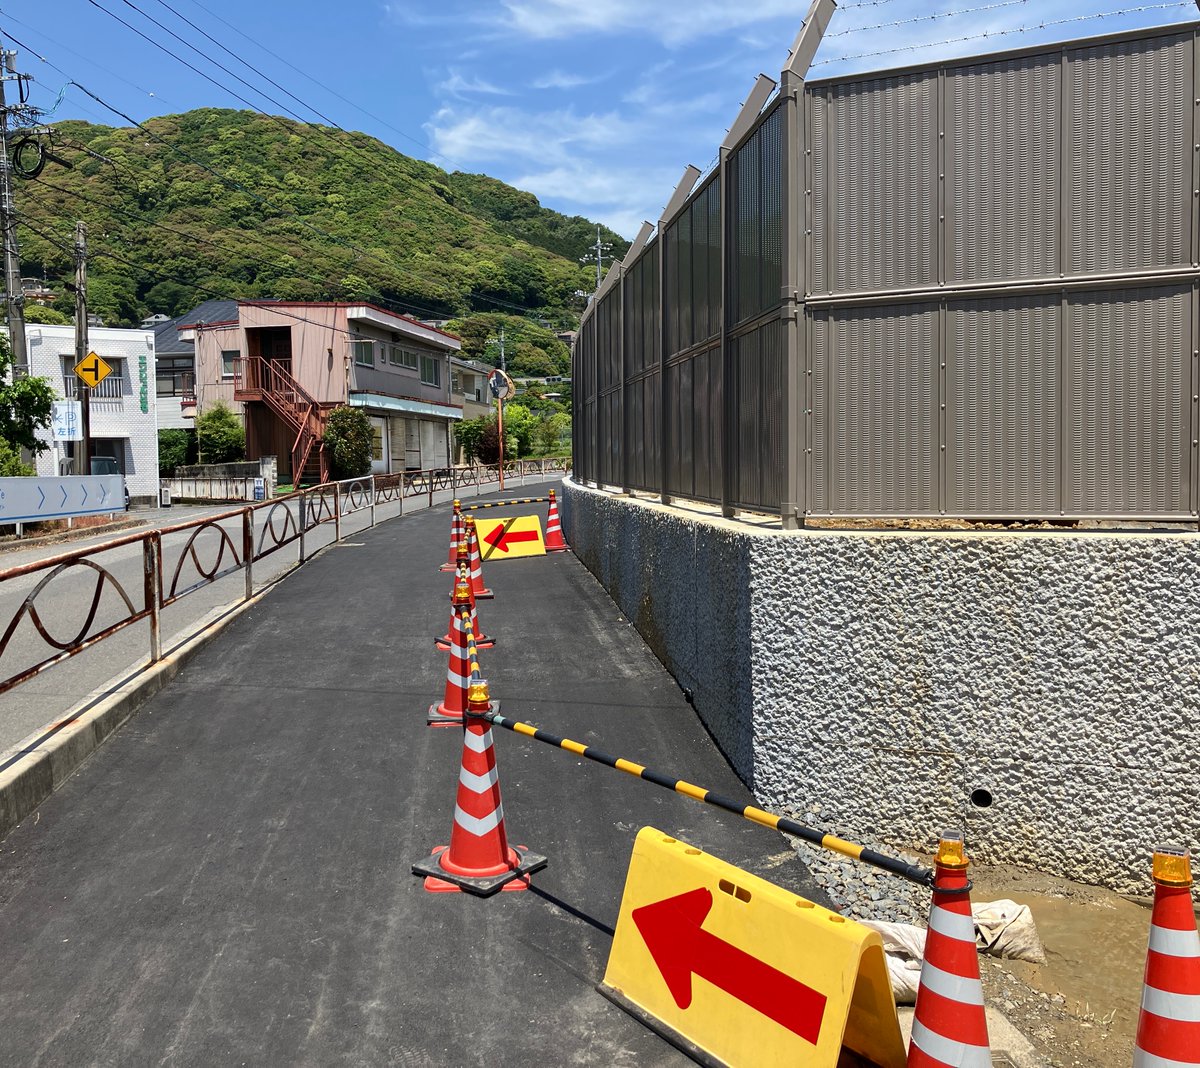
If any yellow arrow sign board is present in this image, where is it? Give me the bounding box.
[73,352,113,389]
[475,514,546,560]
[600,828,906,1068]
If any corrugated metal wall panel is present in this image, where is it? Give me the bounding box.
[732,107,785,324]
[1067,33,1190,274]
[948,297,1060,513]
[816,305,939,514]
[1066,285,1193,515]
[733,320,787,510]
[809,91,829,295]
[947,55,1060,283]
[831,73,938,293]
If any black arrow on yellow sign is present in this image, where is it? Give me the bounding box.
[73,352,112,389]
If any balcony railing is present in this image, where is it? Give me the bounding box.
[62,374,127,401]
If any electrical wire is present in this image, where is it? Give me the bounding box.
[816,1,1194,66]
[179,0,456,169]
[826,0,1030,38]
[0,7,172,105]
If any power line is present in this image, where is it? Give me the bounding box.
[179,0,457,169]
[826,0,1030,38]
[816,1,1194,66]
[0,7,173,106]
[5,24,589,320]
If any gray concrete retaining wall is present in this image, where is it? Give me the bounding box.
[561,478,1199,894]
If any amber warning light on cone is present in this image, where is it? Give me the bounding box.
[1152,845,1193,887]
[935,830,967,869]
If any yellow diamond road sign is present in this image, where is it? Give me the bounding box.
[74,352,113,389]
[475,515,546,560]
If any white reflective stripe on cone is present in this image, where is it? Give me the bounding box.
[916,960,985,1007]
[453,803,504,837]
[1142,987,1200,1023]
[909,1019,993,1068]
[1134,1048,1200,1068]
[463,730,494,753]
[928,904,976,943]
[447,670,470,687]
[459,765,500,793]
[1150,925,1200,958]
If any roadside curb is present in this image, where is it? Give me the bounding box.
[0,573,287,842]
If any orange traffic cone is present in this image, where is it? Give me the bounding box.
[439,501,463,572]
[436,564,494,649]
[544,489,569,553]
[464,516,494,599]
[428,592,472,727]
[1134,845,1200,1066]
[412,679,546,895]
[908,831,991,1067]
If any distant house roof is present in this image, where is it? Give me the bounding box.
[176,298,240,329]
[153,318,193,356]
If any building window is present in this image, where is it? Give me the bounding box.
[451,370,462,393]
[156,355,194,396]
[386,344,419,370]
[371,422,384,462]
[352,340,375,367]
[420,354,441,387]
[221,350,239,378]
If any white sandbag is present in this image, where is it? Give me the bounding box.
[972,899,1046,963]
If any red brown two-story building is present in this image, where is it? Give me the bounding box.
[188,301,462,483]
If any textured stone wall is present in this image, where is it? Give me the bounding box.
[561,479,1200,894]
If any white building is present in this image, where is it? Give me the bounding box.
[25,324,160,504]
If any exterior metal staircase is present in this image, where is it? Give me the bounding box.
[233,357,330,484]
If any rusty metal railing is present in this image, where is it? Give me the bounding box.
[0,462,569,700]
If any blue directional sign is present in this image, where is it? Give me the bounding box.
[0,476,126,523]
[51,401,83,442]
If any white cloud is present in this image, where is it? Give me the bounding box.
[530,69,608,90]
[426,103,641,168]
[499,0,804,47]
[436,70,512,98]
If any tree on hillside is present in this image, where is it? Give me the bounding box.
[24,305,72,326]
[0,333,55,457]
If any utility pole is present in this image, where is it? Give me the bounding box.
[580,224,613,293]
[487,325,506,372]
[0,42,28,372]
[74,220,92,473]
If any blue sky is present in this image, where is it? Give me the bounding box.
[8,0,1199,239]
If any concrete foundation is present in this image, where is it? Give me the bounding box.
[561,478,1200,894]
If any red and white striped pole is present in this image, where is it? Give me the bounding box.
[908,831,992,1067]
[439,500,463,572]
[1134,845,1200,1067]
[413,679,546,895]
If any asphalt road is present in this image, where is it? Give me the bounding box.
[0,480,824,1066]
[0,474,525,754]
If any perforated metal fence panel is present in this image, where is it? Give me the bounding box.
[573,20,1200,521]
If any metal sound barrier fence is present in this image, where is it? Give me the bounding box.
[573,4,1200,526]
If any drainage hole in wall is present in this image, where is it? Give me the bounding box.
[970,788,994,809]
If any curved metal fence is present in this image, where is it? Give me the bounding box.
[0,460,569,700]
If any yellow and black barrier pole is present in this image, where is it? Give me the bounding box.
[462,704,935,888]
[462,497,549,510]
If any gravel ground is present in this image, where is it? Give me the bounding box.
[788,832,931,925]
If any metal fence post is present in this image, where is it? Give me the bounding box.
[334,483,342,542]
[299,490,307,564]
[145,535,162,663]
[428,470,434,509]
[369,475,377,527]
[243,507,254,600]
[451,466,458,494]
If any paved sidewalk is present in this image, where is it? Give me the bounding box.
[0,481,824,1066]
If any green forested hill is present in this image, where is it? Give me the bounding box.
[17,108,629,349]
